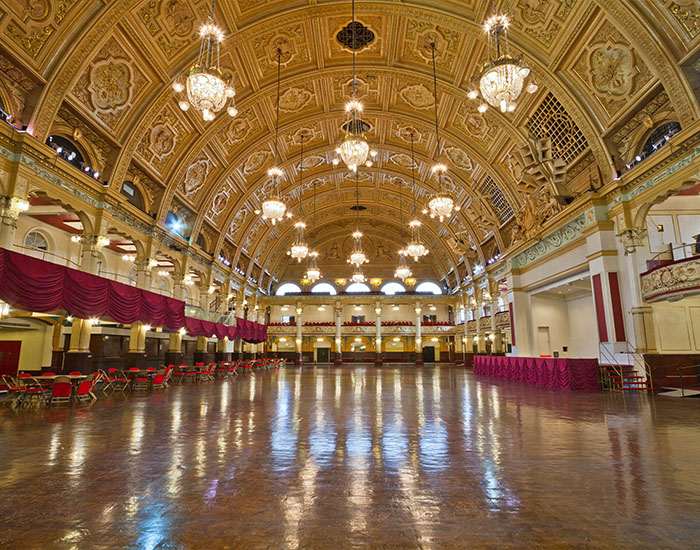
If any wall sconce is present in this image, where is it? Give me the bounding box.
[489,333,496,342]
[415,337,422,346]
[157,270,170,277]
[431,337,438,342]
[279,337,287,343]
[415,307,422,314]
[392,305,400,311]
[9,196,29,215]
[393,336,400,342]
[143,324,151,332]
[296,307,303,315]
[70,234,82,244]
[207,285,216,294]
[148,258,159,269]
[122,254,136,262]
[375,307,382,315]
[178,327,187,336]
[473,335,479,342]
[316,337,324,342]
[96,235,110,248]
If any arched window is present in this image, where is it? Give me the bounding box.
[640,121,681,158]
[46,135,85,169]
[346,282,370,293]
[120,181,145,211]
[415,281,442,295]
[381,282,405,295]
[497,296,507,312]
[195,233,207,251]
[311,282,337,295]
[24,230,48,251]
[275,282,302,296]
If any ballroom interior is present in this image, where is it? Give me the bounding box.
[1,0,700,547]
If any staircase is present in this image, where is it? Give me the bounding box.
[601,364,650,391]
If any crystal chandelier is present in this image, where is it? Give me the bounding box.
[406,220,429,261]
[406,132,429,262]
[347,173,369,268]
[467,14,537,113]
[172,0,237,121]
[426,42,458,223]
[289,221,309,262]
[351,270,366,284]
[304,159,322,282]
[332,0,377,172]
[394,250,412,281]
[258,48,287,224]
[306,251,321,283]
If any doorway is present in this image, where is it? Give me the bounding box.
[316,347,330,363]
[422,346,436,363]
[537,327,551,357]
[0,341,21,375]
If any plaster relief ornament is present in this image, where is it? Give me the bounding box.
[183,158,210,197]
[149,124,176,160]
[279,87,313,112]
[225,116,251,145]
[163,0,195,36]
[444,146,473,171]
[210,189,230,218]
[588,42,636,98]
[228,207,248,236]
[399,84,434,109]
[243,150,270,175]
[88,58,133,113]
[24,0,50,20]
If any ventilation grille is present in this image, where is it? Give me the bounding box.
[480,176,514,224]
[526,92,588,165]
[336,21,375,51]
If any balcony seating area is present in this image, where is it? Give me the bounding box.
[0,359,286,410]
[304,321,335,326]
[422,321,452,326]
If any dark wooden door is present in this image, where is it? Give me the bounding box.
[422,346,436,363]
[0,341,21,375]
[317,347,330,363]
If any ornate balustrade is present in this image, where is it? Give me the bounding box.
[641,256,700,302]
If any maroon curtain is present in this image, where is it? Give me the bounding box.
[0,248,185,329]
[0,248,264,339]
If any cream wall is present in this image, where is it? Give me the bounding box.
[269,302,449,323]
[650,295,700,353]
[529,293,598,358]
[0,319,53,372]
[565,295,599,357]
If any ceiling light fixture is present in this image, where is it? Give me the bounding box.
[305,147,322,283]
[426,41,458,222]
[406,132,429,262]
[172,0,237,121]
[333,0,377,172]
[467,14,537,113]
[259,48,287,225]
[347,172,369,268]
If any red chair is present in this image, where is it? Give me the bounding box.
[68,371,82,376]
[103,368,129,392]
[75,375,97,403]
[151,372,167,389]
[16,375,47,407]
[2,375,28,409]
[43,371,56,377]
[49,376,73,406]
[128,368,149,391]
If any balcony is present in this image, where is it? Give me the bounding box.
[641,246,700,302]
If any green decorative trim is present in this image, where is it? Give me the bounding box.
[511,210,593,269]
[613,145,700,205]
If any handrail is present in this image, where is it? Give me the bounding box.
[649,243,699,262]
[10,245,82,268]
[677,364,700,397]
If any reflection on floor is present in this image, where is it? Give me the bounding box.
[1,365,699,548]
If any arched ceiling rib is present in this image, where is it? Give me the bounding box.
[1,0,697,284]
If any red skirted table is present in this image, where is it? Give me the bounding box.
[473,355,600,391]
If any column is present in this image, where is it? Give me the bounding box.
[50,320,65,371]
[375,303,383,366]
[462,296,470,367]
[296,303,303,365]
[79,235,105,275]
[586,229,630,363]
[475,302,486,354]
[126,321,148,368]
[489,301,503,354]
[508,276,532,356]
[65,318,93,373]
[194,335,209,364]
[166,330,185,366]
[334,303,343,365]
[415,302,423,366]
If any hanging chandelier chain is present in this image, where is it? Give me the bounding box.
[351,0,357,99]
[410,132,417,216]
[274,48,282,165]
[209,0,217,19]
[430,42,440,161]
[299,134,304,218]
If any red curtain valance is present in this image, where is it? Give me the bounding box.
[0,249,266,341]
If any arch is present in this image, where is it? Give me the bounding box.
[346,282,370,293]
[46,135,86,170]
[23,229,50,252]
[311,282,337,295]
[275,282,302,296]
[120,181,145,211]
[381,282,406,295]
[415,281,442,295]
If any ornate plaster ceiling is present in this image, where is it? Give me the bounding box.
[0,0,697,285]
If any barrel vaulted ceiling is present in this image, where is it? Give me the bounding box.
[0,1,698,286]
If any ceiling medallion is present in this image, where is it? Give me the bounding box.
[426,41,458,223]
[467,14,538,113]
[333,0,377,173]
[256,48,289,225]
[172,0,237,121]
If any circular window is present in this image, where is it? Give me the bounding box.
[24,230,48,251]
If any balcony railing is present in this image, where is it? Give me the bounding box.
[641,245,700,302]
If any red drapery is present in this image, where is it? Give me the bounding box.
[473,355,600,391]
[0,249,267,340]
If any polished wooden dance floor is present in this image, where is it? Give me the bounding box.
[1,365,699,548]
